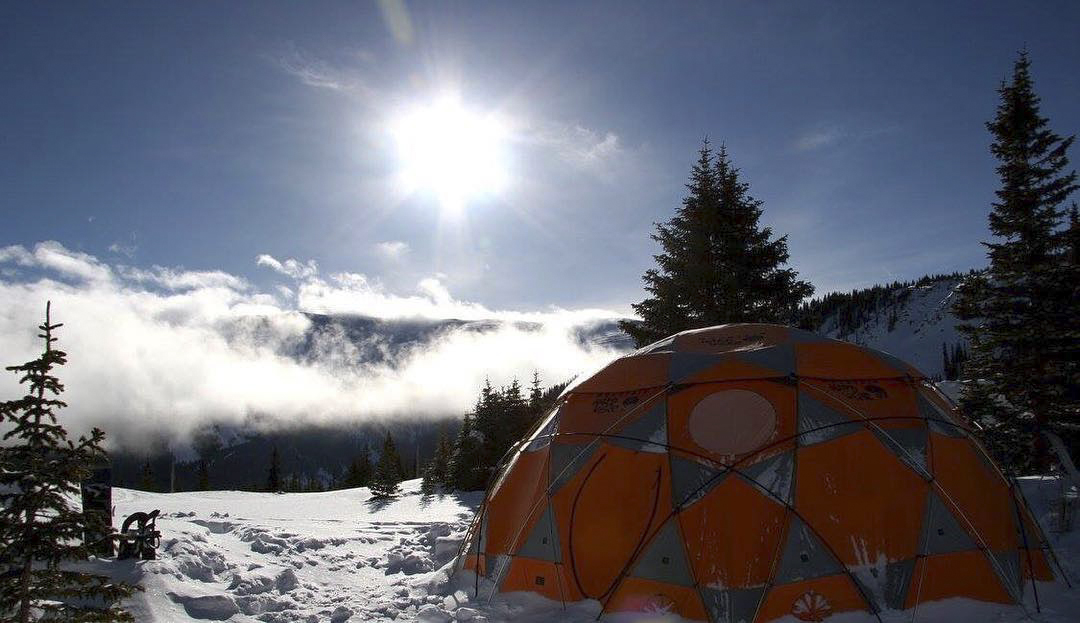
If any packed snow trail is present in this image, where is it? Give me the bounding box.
[100,478,1079,622]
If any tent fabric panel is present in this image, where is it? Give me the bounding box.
[498,557,566,601]
[629,518,695,587]
[514,503,562,563]
[733,343,797,377]
[668,381,795,464]
[670,353,784,385]
[605,576,708,621]
[548,440,597,494]
[871,424,931,479]
[678,475,787,590]
[919,489,978,555]
[700,585,765,623]
[796,429,928,564]
[904,550,1014,607]
[670,324,794,354]
[572,352,671,393]
[795,341,909,379]
[738,449,796,505]
[930,434,1018,552]
[482,448,550,557]
[556,390,663,439]
[552,445,671,600]
[796,389,862,446]
[772,514,844,585]
[804,379,917,422]
[755,574,875,623]
[669,454,726,509]
[609,399,668,453]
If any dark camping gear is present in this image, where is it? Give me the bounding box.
[117,510,161,560]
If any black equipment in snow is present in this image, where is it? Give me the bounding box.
[117,510,162,560]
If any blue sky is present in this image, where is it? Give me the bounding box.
[3,1,1079,314]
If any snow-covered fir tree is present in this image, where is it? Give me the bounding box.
[621,140,813,347]
[0,303,136,622]
[954,51,1079,468]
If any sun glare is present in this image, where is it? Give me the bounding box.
[391,96,508,213]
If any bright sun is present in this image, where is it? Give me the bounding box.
[391,96,508,212]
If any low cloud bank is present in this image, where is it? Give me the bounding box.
[0,242,627,449]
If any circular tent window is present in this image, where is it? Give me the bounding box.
[688,389,777,456]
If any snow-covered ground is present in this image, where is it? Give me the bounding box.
[96,477,1079,622]
[817,278,964,377]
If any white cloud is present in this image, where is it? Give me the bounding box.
[277,45,371,96]
[108,242,137,258]
[795,125,845,151]
[256,254,320,280]
[0,242,626,450]
[375,240,409,260]
[526,121,625,168]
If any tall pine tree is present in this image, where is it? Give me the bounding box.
[370,431,402,498]
[621,141,813,347]
[954,51,1079,468]
[0,303,136,622]
[421,427,454,495]
[266,446,282,492]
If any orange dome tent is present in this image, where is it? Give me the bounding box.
[456,324,1059,622]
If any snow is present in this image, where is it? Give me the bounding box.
[81,477,1079,622]
[817,279,964,377]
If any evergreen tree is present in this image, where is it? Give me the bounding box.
[955,51,1079,469]
[621,141,813,347]
[342,446,373,488]
[449,412,483,491]
[371,432,402,498]
[197,459,210,491]
[528,371,543,411]
[266,446,282,492]
[0,303,136,622]
[138,459,155,492]
[421,428,454,494]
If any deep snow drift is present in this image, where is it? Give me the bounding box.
[97,477,1078,622]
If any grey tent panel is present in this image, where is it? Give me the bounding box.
[736,344,796,376]
[629,520,695,587]
[701,585,765,623]
[548,442,597,493]
[872,426,930,479]
[882,558,916,610]
[485,553,512,591]
[609,401,668,453]
[670,455,726,508]
[669,352,729,383]
[773,515,843,584]
[642,335,676,354]
[515,504,562,563]
[739,451,795,505]
[797,391,862,446]
[990,549,1022,601]
[524,409,560,452]
[918,394,966,438]
[920,489,977,555]
[852,558,915,612]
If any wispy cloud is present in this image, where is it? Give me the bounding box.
[276,44,371,96]
[108,242,137,258]
[0,242,625,449]
[256,253,319,280]
[794,124,845,151]
[375,240,409,260]
[525,121,626,168]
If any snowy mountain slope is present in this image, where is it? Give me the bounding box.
[811,276,966,378]
[91,477,1078,623]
